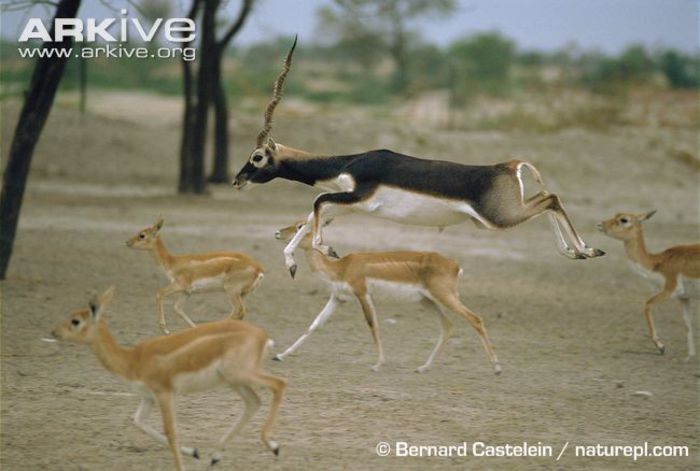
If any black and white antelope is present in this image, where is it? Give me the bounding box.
[233,39,605,277]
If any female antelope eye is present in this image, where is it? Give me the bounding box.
[139,233,145,239]
[252,155,263,163]
[71,319,80,327]
[619,218,628,224]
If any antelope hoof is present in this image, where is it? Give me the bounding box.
[269,441,280,456]
[289,264,297,279]
[210,453,221,466]
[371,364,382,372]
[655,342,665,354]
[192,448,199,459]
[273,354,284,362]
[494,363,502,375]
[415,365,429,374]
[590,248,606,257]
[160,326,170,335]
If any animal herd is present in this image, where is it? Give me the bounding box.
[49,40,699,471]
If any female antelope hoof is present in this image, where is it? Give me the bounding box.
[289,264,297,279]
[494,363,502,375]
[655,342,665,354]
[273,354,284,361]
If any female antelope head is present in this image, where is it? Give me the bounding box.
[597,210,656,241]
[52,287,114,344]
[233,36,297,190]
[126,218,164,249]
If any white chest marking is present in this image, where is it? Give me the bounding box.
[315,173,356,192]
[356,186,483,227]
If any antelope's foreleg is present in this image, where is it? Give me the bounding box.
[133,396,198,458]
[275,295,339,361]
[156,284,184,334]
[155,392,185,471]
[644,276,678,354]
[173,292,196,327]
[283,212,313,278]
[356,293,385,371]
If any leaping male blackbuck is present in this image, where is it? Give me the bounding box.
[51,287,286,471]
[233,38,605,277]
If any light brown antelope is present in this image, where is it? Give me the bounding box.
[233,38,604,277]
[51,286,286,470]
[274,221,501,374]
[598,210,700,359]
[126,218,264,334]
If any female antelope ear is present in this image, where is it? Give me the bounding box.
[154,217,165,232]
[642,210,657,221]
[89,286,115,319]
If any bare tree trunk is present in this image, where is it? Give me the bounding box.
[208,60,230,183]
[0,0,82,280]
[208,0,254,184]
[178,0,201,193]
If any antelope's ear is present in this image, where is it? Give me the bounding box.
[154,217,164,232]
[89,286,115,319]
[323,218,334,227]
[267,137,277,152]
[642,210,657,221]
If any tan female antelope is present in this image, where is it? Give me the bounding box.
[598,210,700,359]
[51,287,286,470]
[274,221,501,374]
[126,218,264,334]
[233,39,604,278]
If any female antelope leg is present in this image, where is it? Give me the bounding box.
[210,384,261,465]
[275,295,339,361]
[644,276,678,354]
[679,297,695,359]
[356,292,385,371]
[155,392,185,471]
[156,283,185,334]
[416,298,454,373]
[283,212,314,277]
[245,371,286,454]
[133,397,198,458]
[173,292,196,327]
[432,290,501,374]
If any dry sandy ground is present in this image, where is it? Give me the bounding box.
[1,95,699,470]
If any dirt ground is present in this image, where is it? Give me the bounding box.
[1,94,698,470]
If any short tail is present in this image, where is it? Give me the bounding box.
[511,160,545,187]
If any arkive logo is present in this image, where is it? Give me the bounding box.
[18,9,195,43]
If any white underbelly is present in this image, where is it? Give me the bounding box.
[323,278,427,303]
[190,275,226,292]
[171,362,224,394]
[367,279,427,302]
[357,186,477,227]
[628,262,699,298]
